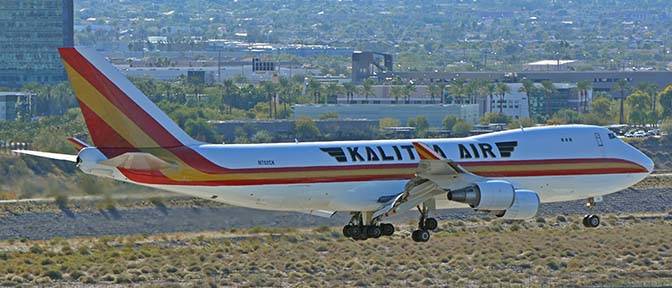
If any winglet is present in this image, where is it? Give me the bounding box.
[412,142,444,160]
[67,137,89,151]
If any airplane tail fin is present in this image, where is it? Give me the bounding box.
[58,47,200,151]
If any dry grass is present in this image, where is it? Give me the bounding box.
[0,215,670,287]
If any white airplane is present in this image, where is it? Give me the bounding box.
[15,47,654,242]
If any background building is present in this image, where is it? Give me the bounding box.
[0,0,74,88]
[0,92,30,121]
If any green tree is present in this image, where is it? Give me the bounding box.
[661,118,672,139]
[495,83,511,114]
[233,127,249,144]
[659,85,672,119]
[317,112,339,120]
[251,130,273,143]
[634,82,659,126]
[548,109,579,124]
[361,78,375,103]
[414,116,429,136]
[184,118,217,143]
[442,115,458,130]
[449,79,466,104]
[612,79,630,124]
[379,117,401,128]
[480,112,510,124]
[295,117,321,140]
[391,86,403,104]
[518,79,536,118]
[576,80,592,114]
[626,91,652,126]
[324,82,342,104]
[452,121,473,137]
[342,82,357,104]
[540,80,557,116]
[403,81,416,104]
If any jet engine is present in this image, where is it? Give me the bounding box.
[494,190,540,220]
[447,181,540,220]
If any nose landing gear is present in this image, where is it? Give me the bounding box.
[582,197,602,228]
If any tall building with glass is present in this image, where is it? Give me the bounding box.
[0,0,74,88]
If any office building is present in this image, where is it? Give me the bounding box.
[0,0,74,88]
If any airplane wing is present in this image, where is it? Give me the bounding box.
[372,142,484,221]
[12,150,78,162]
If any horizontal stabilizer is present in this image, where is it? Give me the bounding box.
[67,137,90,151]
[12,150,78,162]
[98,152,174,170]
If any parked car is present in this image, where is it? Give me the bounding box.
[633,130,647,138]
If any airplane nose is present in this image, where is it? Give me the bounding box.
[641,153,654,174]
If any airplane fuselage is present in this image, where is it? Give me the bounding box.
[80,125,653,213]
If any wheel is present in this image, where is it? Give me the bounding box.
[412,230,430,242]
[381,223,395,236]
[411,230,420,242]
[418,230,430,242]
[343,225,352,238]
[366,225,382,238]
[355,232,369,241]
[582,215,590,227]
[424,218,438,230]
[348,225,362,238]
[586,214,600,228]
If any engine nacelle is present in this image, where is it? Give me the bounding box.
[447,180,515,210]
[496,190,540,220]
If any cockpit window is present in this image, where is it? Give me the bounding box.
[607,133,617,140]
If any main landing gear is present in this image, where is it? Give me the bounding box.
[342,212,395,241]
[582,197,601,228]
[411,205,438,243]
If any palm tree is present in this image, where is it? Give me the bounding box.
[449,79,466,104]
[540,80,557,116]
[576,80,592,114]
[495,82,511,114]
[324,82,342,104]
[437,83,447,104]
[221,79,238,114]
[466,80,480,104]
[481,82,496,113]
[391,85,403,104]
[306,78,322,104]
[403,81,415,104]
[259,81,276,119]
[342,82,357,104]
[518,79,536,117]
[428,83,440,104]
[635,81,659,126]
[361,78,375,103]
[612,79,629,124]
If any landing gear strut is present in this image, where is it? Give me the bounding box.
[342,212,395,241]
[582,197,601,228]
[411,205,438,242]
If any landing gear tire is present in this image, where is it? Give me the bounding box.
[583,214,600,228]
[412,230,430,242]
[423,218,438,231]
[366,225,382,238]
[343,225,352,238]
[348,225,362,238]
[381,223,395,236]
